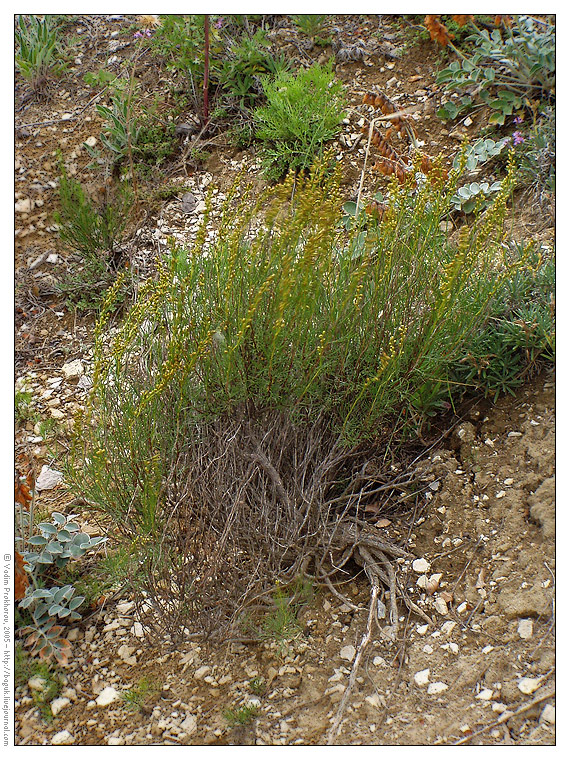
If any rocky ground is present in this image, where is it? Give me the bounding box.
[14,15,555,746]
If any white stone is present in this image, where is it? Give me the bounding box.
[412,558,431,573]
[28,676,47,692]
[476,688,494,701]
[365,693,383,708]
[116,600,135,615]
[15,198,32,213]
[62,359,84,379]
[50,697,71,716]
[180,713,197,735]
[517,619,534,639]
[433,596,448,615]
[132,622,144,637]
[108,736,125,745]
[194,665,211,679]
[35,464,64,491]
[96,686,120,706]
[245,696,261,709]
[414,669,430,686]
[373,656,386,667]
[117,644,137,665]
[518,677,541,695]
[339,645,356,662]
[441,621,456,636]
[85,136,98,147]
[492,702,508,714]
[416,624,429,636]
[427,682,448,695]
[422,644,434,654]
[540,704,555,724]
[52,730,75,745]
[416,574,428,590]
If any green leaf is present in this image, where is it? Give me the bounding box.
[488,112,505,126]
[57,529,72,542]
[38,523,57,535]
[52,512,66,525]
[29,535,48,546]
[463,199,476,213]
[37,550,54,564]
[45,541,64,554]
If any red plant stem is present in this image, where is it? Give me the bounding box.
[203,14,210,126]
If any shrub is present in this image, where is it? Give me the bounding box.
[68,153,531,638]
[254,62,346,180]
[436,15,555,125]
[219,29,289,108]
[55,165,133,310]
[452,242,554,400]
[290,14,332,45]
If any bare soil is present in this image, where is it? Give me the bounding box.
[14,14,555,746]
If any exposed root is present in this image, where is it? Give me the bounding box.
[131,411,433,640]
[326,583,381,745]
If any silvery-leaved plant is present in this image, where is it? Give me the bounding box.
[19,512,106,664]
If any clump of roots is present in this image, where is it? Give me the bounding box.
[136,408,432,642]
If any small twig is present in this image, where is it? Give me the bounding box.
[16,90,104,130]
[326,584,380,745]
[450,687,555,746]
[355,117,376,217]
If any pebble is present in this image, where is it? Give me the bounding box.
[96,686,121,706]
[50,697,70,716]
[62,359,84,379]
[132,622,144,637]
[433,597,448,615]
[28,676,47,692]
[117,644,137,665]
[427,682,448,695]
[517,619,533,639]
[108,736,125,745]
[412,558,431,573]
[540,704,555,724]
[35,465,64,491]
[339,645,356,662]
[194,666,211,679]
[15,198,32,213]
[51,730,75,745]
[476,688,494,701]
[364,693,383,708]
[518,677,541,695]
[180,713,197,735]
[414,669,430,686]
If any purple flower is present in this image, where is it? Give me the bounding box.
[513,116,523,125]
[214,17,224,28]
[512,131,525,146]
[134,28,152,39]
